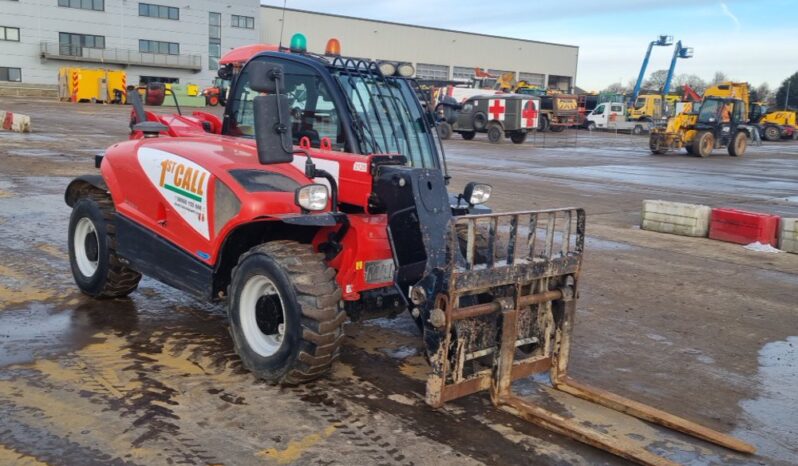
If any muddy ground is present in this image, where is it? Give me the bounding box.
[0,97,796,466]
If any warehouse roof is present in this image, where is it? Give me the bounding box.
[261,6,579,50]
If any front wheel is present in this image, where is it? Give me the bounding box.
[586,121,596,131]
[228,241,345,384]
[632,125,643,135]
[68,192,141,298]
[549,124,565,133]
[728,131,747,157]
[693,131,714,157]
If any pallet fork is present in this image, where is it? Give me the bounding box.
[425,208,755,466]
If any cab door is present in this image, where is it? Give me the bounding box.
[455,100,476,130]
[591,104,607,127]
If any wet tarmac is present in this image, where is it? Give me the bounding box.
[1,97,797,465]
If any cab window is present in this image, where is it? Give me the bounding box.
[227,59,346,151]
[593,104,605,114]
[462,102,474,113]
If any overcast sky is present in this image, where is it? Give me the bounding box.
[261,0,796,91]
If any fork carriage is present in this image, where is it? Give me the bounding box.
[425,208,754,466]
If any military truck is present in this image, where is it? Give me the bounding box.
[438,94,540,144]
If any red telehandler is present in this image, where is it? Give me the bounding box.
[65,38,754,465]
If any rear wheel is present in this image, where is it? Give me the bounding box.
[68,192,141,298]
[228,241,344,384]
[510,132,527,144]
[461,131,476,140]
[649,136,667,155]
[693,131,714,157]
[549,124,565,133]
[437,121,453,140]
[685,145,695,155]
[208,95,219,106]
[763,125,781,141]
[632,125,643,135]
[728,131,747,157]
[538,115,550,132]
[487,122,504,144]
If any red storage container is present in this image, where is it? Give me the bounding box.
[709,208,780,246]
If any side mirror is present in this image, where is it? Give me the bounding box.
[217,64,232,80]
[253,94,293,164]
[249,61,282,94]
[145,83,165,106]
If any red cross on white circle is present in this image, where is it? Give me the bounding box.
[522,100,538,128]
[488,99,506,121]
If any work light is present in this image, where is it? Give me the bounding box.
[295,184,329,211]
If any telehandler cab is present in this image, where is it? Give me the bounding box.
[65,39,754,464]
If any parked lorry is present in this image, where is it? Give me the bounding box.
[586,102,651,134]
[536,93,579,131]
[64,36,755,465]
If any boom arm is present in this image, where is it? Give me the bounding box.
[629,35,672,107]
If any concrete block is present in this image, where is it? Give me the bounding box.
[641,200,711,237]
[0,111,31,133]
[779,218,798,254]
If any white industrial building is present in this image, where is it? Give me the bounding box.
[0,2,578,91]
[260,6,578,91]
[0,0,260,86]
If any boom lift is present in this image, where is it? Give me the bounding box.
[628,35,673,109]
[65,35,755,465]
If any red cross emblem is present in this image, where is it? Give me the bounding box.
[522,100,538,128]
[488,99,505,121]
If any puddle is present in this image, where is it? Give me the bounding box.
[362,314,420,337]
[734,337,798,463]
[586,236,636,251]
[380,345,417,360]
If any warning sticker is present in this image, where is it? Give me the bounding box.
[138,147,211,239]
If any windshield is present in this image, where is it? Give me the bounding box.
[332,68,440,169]
[698,99,722,123]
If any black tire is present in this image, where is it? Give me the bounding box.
[692,131,714,157]
[763,125,781,141]
[461,131,476,140]
[685,145,695,155]
[473,112,488,131]
[586,121,596,131]
[632,125,643,135]
[437,121,453,140]
[510,132,527,144]
[228,241,344,384]
[487,122,503,144]
[68,191,141,298]
[728,131,747,157]
[538,115,550,132]
[549,124,565,133]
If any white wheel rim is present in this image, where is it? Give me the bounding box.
[74,217,99,277]
[240,275,287,358]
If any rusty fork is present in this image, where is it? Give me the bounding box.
[425,208,755,466]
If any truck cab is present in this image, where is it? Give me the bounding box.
[586,101,626,129]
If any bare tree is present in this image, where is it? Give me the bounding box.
[602,82,627,94]
[673,74,708,94]
[753,83,773,104]
[642,70,669,91]
[711,71,729,85]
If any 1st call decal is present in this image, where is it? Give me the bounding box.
[138,147,211,239]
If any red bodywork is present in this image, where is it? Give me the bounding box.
[103,133,394,301]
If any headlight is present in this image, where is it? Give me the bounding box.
[397,62,415,77]
[295,184,329,211]
[378,61,397,77]
[463,182,492,205]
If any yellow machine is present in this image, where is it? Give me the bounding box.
[628,94,680,121]
[58,67,127,104]
[759,110,798,140]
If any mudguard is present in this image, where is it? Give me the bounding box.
[64,175,108,207]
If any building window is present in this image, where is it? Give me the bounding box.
[59,32,105,56]
[139,39,179,55]
[231,15,254,29]
[209,12,221,70]
[58,0,104,11]
[0,67,22,82]
[453,66,475,82]
[519,72,545,87]
[0,26,20,42]
[139,3,178,20]
[415,63,449,81]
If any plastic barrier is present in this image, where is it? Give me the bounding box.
[779,218,797,253]
[641,200,711,237]
[0,111,31,133]
[709,208,779,246]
